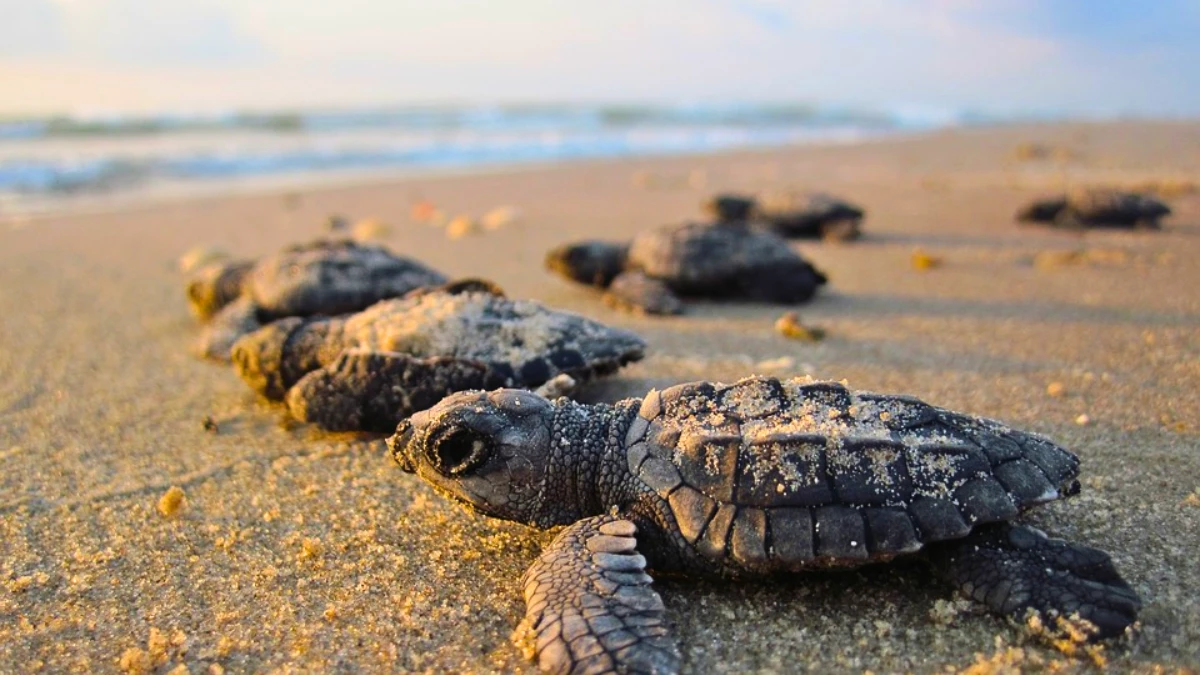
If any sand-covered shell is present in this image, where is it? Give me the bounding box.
[186,239,448,360]
[624,376,1079,571]
[1017,189,1171,229]
[706,191,864,240]
[230,284,647,430]
[623,222,827,302]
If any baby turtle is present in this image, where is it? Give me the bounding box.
[706,191,865,241]
[186,239,447,360]
[230,281,645,432]
[545,222,827,315]
[1016,189,1171,230]
[389,376,1141,674]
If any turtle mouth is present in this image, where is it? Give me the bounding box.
[388,419,417,473]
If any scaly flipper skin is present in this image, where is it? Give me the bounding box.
[927,523,1141,639]
[194,295,262,361]
[521,516,681,675]
[286,350,493,432]
[603,272,683,316]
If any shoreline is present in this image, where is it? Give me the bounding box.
[5,118,1197,227]
[0,127,897,225]
[1,120,1198,674]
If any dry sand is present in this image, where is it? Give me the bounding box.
[2,121,1199,674]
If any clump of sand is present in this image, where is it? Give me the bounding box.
[158,486,186,517]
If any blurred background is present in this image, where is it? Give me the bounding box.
[1,0,1195,210]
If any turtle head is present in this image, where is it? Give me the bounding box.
[186,260,252,320]
[388,389,564,527]
[544,240,629,288]
[1016,196,1068,223]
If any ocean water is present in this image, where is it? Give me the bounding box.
[0,103,984,214]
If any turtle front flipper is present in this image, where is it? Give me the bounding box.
[927,522,1141,640]
[194,296,263,362]
[519,515,680,675]
[232,316,341,400]
[603,271,683,315]
[286,350,493,432]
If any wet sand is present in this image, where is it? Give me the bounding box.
[1,121,1199,673]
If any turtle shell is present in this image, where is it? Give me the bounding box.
[1064,189,1171,225]
[247,239,448,317]
[333,289,647,388]
[623,376,1080,571]
[757,191,864,239]
[624,222,818,295]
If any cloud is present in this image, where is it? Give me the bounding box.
[0,0,64,57]
[73,0,262,66]
[0,0,1196,115]
[1,0,261,66]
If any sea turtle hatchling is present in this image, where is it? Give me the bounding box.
[545,221,827,315]
[186,239,447,360]
[389,376,1141,674]
[1016,189,1171,230]
[230,281,646,432]
[706,191,865,241]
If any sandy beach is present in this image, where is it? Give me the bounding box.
[2,121,1199,673]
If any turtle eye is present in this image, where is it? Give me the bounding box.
[429,427,492,476]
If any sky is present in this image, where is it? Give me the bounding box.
[0,0,1195,117]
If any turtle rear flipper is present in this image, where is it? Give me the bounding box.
[603,271,683,315]
[519,516,681,675]
[232,316,341,400]
[820,217,863,242]
[927,523,1141,640]
[286,350,493,432]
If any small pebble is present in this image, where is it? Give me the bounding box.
[1075,414,1091,426]
[1046,382,1066,397]
[481,205,521,230]
[351,218,391,241]
[118,647,152,674]
[410,200,438,223]
[158,486,186,517]
[775,312,826,342]
[911,249,943,271]
[300,537,324,559]
[446,215,479,239]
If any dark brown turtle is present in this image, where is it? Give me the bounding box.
[1016,189,1171,229]
[545,222,827,315]
[706,191,865,241]
[230,282,645,432]
[185,239,447,360]
[389,375,1141,674]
